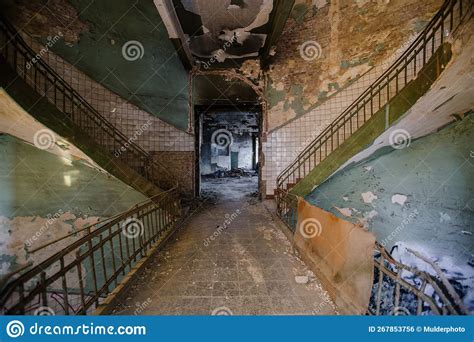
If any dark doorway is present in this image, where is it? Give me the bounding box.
[194,105,261,200]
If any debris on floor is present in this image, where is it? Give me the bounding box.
[203,167,257,178]
[111,177,336,315]
[201,175,259,202]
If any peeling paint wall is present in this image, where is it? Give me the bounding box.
[304,115,474,308]
[265,0,442,128]
[260,0,450,196]
[0,134,147,277]
[302,19,474,269]
[298,19,474,309]
[1,0,190,131]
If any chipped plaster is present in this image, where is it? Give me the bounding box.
[265,0,443,131]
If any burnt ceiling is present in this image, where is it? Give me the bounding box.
[194,75,260,106]
[158,0,279,68]
[203,109,259,133]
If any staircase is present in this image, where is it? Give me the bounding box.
[0,16,187,315]
[0,189,182,315]
[0,16,178,197]
[275,0,471,231]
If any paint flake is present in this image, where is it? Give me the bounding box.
[334,207,352,217]
[391,194,408,206]
[361,191,377,204]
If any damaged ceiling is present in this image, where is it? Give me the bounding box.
[194,75,260,105]
[203,109,259,133]
[156,0,293,67]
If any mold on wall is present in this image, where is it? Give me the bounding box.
[291,42,453,196]
[265,0,443,130]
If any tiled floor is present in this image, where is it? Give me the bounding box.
[111,177,335,315]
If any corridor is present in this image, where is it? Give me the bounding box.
[1,0,472,323]
[111,178,335,315]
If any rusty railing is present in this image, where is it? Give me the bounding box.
[369,243,467,315]
[0,189,181,315]
[0,16,177,192]
[276,0,471,212]
[274,0,471,316]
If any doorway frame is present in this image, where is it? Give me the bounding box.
[194,104,263,199]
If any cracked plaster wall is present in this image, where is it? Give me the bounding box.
[304,115,474,310]
[265,0,442,130]
[0,134,147,278]
[1,0,190,131]
[260,0,445,196]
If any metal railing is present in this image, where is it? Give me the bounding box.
[285,199,467,315]
[276,0,471,206]
[0,16,177,192]
[369,243,467,315]
[275,189,297,233]
[0,189,181,315]
[274,0,472,315]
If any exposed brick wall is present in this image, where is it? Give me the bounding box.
[152,151,195,196]
[261,0,444,197]
[265,0,443,129]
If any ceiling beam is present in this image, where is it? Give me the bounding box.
[260,0,295,69]
[154,0,194,69]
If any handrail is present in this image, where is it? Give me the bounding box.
[28,188,176,254]
[281,193,467,315]
[274,0,472,316]
[276,0,471,198]
[0,16,179,192]
[369,242,467,315]
[0,188,181,315]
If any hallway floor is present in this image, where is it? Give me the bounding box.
[111,177,335,315]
